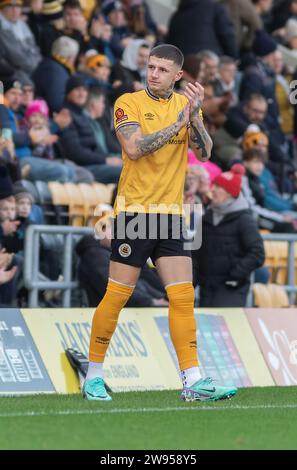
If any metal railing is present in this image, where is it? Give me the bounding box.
[24,225,93,307]
[24,226,297,307]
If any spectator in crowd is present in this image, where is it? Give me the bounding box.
[84,87,122,169]
[0,0,41,83]
[166,0,237,58]
[2,185,33,256]
[76,215,168,307]
[33,35,80,112]
[197,50,234,128]
[81,52,112,90]
[0,166,22,306]
[272,49,294,137]
[221,0,262,52]
[213,93,287,169]
[0,79,78,182]
[122,0,160,42]
[0,132,21,182]
[29,0,65,57]
[251,0,273,30]
[192,165,265,307]
[241,147,297,232]
[240,30,285,146]
[102,0,134,59]
[111,39,150,96]
[277,17,297,72]
[216,56,238,106]
[178,54,205,92]
[60,75,122,183]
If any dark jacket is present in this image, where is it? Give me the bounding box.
[60,101,106,166]
[224,104,288,166]
[192,206,265,290]
[240,59,284,145]
[33,57,71,113]
[166,0,237,57]
[76,235,165,307]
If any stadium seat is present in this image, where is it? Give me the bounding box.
[253,283,273,307]
[64,183,86,226]
[20,180,40,203]
[48,182,70,206]
[92,182,114,204]
[77,183,98,225]
[34,181,52,205]
[266,284,290,308]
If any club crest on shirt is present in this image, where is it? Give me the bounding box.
[118,243,132,257]
[115,108,128,124]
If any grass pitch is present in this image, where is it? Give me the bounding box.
[0,386,296,450]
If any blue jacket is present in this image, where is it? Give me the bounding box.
[33,57,71,113]
[259,168,293,212]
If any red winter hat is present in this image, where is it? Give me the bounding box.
[213,164,245,198]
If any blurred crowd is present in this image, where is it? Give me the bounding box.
[1,0,297,308]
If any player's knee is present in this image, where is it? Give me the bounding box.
[166,283,195,309]
[104,278,135,306]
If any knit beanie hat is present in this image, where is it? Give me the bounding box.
[86,54,109,69]
[213,164,245,198]
[13,182,34,204]
[102,0,123,16]
[253,30,277,57]
[2,77,22,94]
[0,166,14,200]
[65,74,87,95]
[0,0,22,8]
[24,100,49,120]
[40,0,64,21]
[242,124,269,151]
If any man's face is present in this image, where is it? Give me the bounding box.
[16,197,32,218]
[1,5,22,23]
[262,50,277,68]
[0,198,16,222]
[22,86,34,107]
[67,86,88,107]
[147,56,182,96]
[136,46,150,71]
[90,95,105,119]
[108,8,126,27]
[93,60,111,82]
[244,158,264,177]
[211,184,232,206]
[5,88,23,111]
[219,63,236,85]
[245,99,267,124]
[203,57,219,83]
[64,7,83,29]
[260,0,273,13]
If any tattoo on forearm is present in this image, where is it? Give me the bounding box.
[190,119,212,161]
[117,109,186,158]
[117,124,140,140]
[136,121,180,156]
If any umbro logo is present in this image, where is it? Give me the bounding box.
[144,113,155,120]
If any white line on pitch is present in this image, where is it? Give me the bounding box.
[0,404,297,418]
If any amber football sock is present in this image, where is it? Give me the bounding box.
[89,278,134,363]
[165,282,199,371]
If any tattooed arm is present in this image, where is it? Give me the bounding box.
[184,82,213,162]
[116,103,190,161]
[189,113,213,162]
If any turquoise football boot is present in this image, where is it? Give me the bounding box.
[82,377,112,401]
[181,377,237,402]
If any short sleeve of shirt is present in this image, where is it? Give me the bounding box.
[114,93,140,132]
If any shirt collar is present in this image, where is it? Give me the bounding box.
[145,87,173,102]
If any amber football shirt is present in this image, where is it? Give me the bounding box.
[113,88,192,214]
